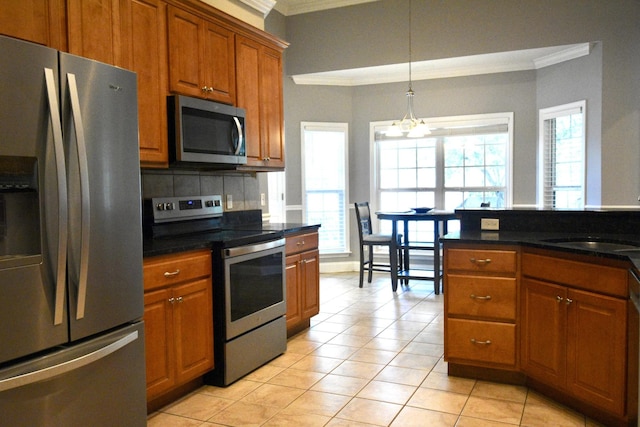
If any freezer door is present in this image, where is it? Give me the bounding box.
[0,35,69,364]
[60,53,144,340]
[0,322,146,426]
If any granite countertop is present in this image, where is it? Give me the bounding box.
[143,222,321,258]
[443,208,640,271]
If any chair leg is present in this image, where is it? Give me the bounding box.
[367,245,374,283]
[359,244,365,288]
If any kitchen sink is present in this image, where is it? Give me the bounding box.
[542,238,640,252]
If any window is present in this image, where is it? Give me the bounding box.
[371,113,513,242]
[302,122,349,254]
[538,101,585,209]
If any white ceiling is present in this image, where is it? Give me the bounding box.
[291,43,592,86]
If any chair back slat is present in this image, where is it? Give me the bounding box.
[355,202,373,238]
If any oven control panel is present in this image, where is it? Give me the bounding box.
[151,194,223,222]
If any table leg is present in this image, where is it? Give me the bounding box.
[390,220,398,292]
[434,220,441,294]
[403,220,410,273]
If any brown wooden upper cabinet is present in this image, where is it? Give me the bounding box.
[167,5,236,105]
[236,35,285,170]
[0,0,66,50]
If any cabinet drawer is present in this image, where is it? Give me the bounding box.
[522,252,628,297]
[286,232,318,255]
[447,274,516,321]
[144,250,211,291]
[446,248,517,274]
[447,318,516,366]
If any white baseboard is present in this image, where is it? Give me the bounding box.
[319,261,359,273]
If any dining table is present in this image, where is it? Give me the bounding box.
[376,209,458,294]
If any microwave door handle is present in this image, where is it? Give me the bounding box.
[44,68,68,326]
[67,73,90,320]
[233,116,243,155]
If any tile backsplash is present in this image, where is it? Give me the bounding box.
[141,169,261,212]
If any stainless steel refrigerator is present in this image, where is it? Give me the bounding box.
[0,35,146,425]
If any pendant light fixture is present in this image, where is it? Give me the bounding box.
[386,0,430,138]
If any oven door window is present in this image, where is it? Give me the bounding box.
[228,250,284,321]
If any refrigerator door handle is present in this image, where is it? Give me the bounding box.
[67,73,90,320]
[44,68,68,326]
[0,330,138,392]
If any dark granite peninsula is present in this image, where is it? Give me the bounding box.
[442,208,640,427]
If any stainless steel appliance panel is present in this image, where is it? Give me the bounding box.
[0,36,68,363]
[59,53,143,340]
[0,322,146,427]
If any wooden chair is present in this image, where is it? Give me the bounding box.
[354,202,402,290]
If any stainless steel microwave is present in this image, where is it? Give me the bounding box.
[168,95,246,167]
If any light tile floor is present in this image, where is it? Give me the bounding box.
[148,272,604,427]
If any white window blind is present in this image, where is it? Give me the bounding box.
[302,122,349,254]
[538,101,585,209]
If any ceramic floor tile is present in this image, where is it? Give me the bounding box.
[471,380,528,404]
[310,373,370,396]
[348,347,398,364]
[313,343,360,359]
[162,392,233,421]
[289,354,345,373]
[374,365,429,386]
[243,364,286,382]
[389,351,439,370]
[335,397,403,426]
[285,338,324,354]
[461,396,525,425]
[421,371,476,395]
[455,416,519,426]
[261,411,331,426]
[401,341,444,357]
[356,380,417,405]
[363,337,409,352]
[240,383,305,408]
[282,390,352,417]
[390,406,458,427]
[406,387,469,415]
[267,367,326,389]
[147,412,204,427]
[330,360,386,380]
[200,380,262,400]
[327,333,373,348]
[206,400,280,426]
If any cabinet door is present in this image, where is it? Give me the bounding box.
[521,278,566,387]
[167,5,203,97]
[173,278,214,383]
[301,249,320,319]
[566,288,626,415]
[67,0,121,65]
[144,288,175,399]
[259,45,284,168]
[120,0,168,167]
[0,0,66,49]
[235,35,262,165]
[285,254,302,330]
[202,21,236,105]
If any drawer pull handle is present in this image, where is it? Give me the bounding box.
[470,294,492,301]
[297,241,305,246]
[470,338,492,345]
[164,269,181,277]
[470,258,492,265]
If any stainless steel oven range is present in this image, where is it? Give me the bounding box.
[144,194,286,386]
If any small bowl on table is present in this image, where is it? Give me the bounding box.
[412,207,432,214]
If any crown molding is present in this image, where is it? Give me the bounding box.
[239,0,276,16]
[274,0,377,16]
[291,43,592,86]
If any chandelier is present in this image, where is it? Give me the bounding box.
[386,0,430,138]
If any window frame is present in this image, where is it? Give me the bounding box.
[369,113,514,214]
[537,100,586,209]
[301,121,350,256]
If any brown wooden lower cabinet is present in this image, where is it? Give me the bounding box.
[143,249,214,404]
[285,230,320,337]
[444,243,638,427]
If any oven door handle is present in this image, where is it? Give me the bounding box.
[223,238,285,258]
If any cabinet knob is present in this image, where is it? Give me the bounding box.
[177,296,184,303]
[169,297,175,304]
[556,295,564,303]
[565,298,573,305]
